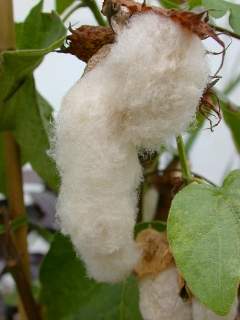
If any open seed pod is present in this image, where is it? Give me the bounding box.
[135,228,192,320]
[54,2,209,283]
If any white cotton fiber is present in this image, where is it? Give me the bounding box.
[192,298,238,320]
[139,267,192,320]
[54,13,208,282]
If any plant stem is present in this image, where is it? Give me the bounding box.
[137,181,144,223]
[62,3,87,23]
[0,1,35,319]
[3,133,30,275]
[83,0,107,26]
[185,116,205,154]
[176,135,192,184]
[210,24,240,41]
[2,210,42,320]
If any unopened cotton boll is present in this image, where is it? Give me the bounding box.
[192,299,238,320]
[55,13,209,283]
[139,267,192,320]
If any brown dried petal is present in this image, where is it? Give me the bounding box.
[61,25,115,63]
[103,0,224,47]
[134,228,174,279]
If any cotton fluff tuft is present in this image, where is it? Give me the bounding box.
[139,267,192,320]
[54,13,209,283]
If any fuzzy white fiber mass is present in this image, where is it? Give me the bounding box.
[54,13,208,282]
[139,267,192,320]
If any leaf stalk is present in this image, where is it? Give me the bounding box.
[176,135,192,184]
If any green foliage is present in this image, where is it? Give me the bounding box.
[168,170,240,315]
[221,102,240,153]
[202,0,240,34]
[0,1,65,192]
[0,1,65,108]
[159,0,180,9]
[8,78,59,190]
[40,234,143,320]
[188,0,202,9]
[17,1,66,50]
[55,0,76,14]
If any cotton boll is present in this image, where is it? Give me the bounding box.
[81,244,140,282]
[192,298,238,320]
[102,13,209,149]
[55,113,142,282]
[55,12,208,283]
[139,267,192,320]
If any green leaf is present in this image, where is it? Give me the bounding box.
[29,223,55,242]
[168,170,240,315]
[202,0,240,34]
[0,1,66,107]
[1,77,59,191]
[40,234,143,320]
[0,1,64,193]
[221,102,240,153]
[16,79,59,191]
[159,0,180,9]
[17,1,66,50]
[188,0,202,9]
[56,0,75,14]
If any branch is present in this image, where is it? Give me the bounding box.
[1,210,42,320]
[62,3,87,22]
[83,0,107,26]
[62,0,106,27]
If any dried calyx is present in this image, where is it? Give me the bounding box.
[59,25,114,62]
[134,229,174,279]
[62,0,225,65]
[136,229,193,320]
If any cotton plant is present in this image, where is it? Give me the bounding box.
[1,0,240,319]
[52,1,239,319]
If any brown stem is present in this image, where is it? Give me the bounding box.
[1,210,42,320]
[211,24,240,41]
[0,1,38,319]
[137,181,144,223]
[3,133,30,277]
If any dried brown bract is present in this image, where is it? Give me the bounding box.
[103,0,224,45]
[134,229,174,278]
[199,84,222,131]
[61,0,226,67]
[60,25,115,62]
